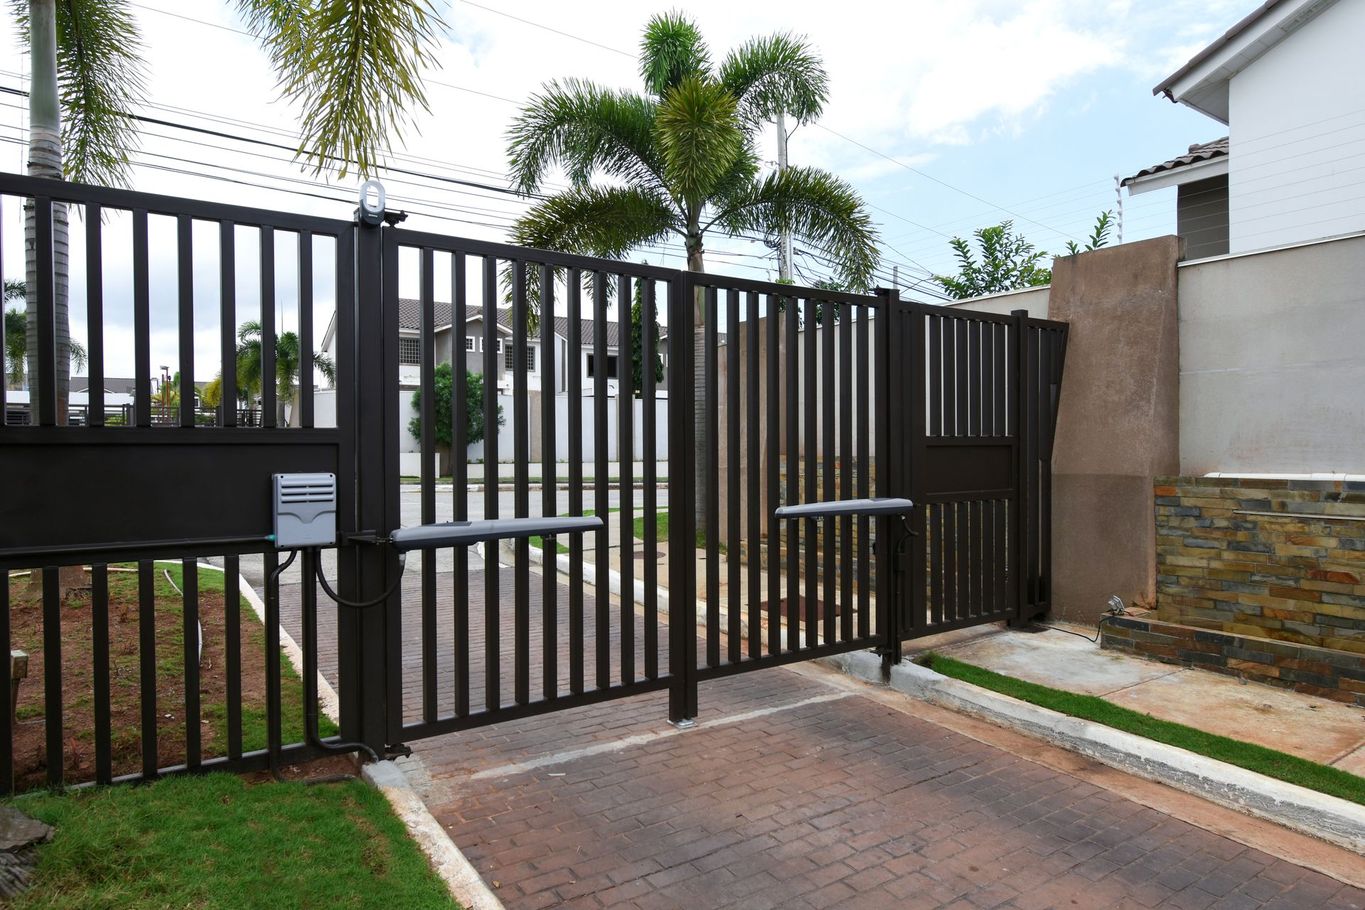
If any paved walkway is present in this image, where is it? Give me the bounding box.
[275,570,1365,910]
[909,623,1365,775]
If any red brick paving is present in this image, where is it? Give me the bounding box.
[276,570,1365,910]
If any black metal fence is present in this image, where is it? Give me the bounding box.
[0,172,1067,793]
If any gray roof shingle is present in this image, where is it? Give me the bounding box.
[1122,137,1228,186]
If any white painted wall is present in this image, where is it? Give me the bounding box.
[1227,0,1365,252]
[943,284,1050,318]
[1178,232,1365,474]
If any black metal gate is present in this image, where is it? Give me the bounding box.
[0,173,1066,791]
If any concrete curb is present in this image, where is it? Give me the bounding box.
[822,650,1365,855]
[363,761,507,910]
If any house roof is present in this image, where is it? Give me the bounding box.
[71,376,139,395]
[1122,137,1229,188]
[395,298,625,348]
[1152,0,1337,123]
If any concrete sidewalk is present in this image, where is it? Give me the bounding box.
[904,622,1365,776]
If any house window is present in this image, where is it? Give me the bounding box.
[586,353,618,378]
[465,336,476,351]
[399,336,421,365]
[504,343,537,371]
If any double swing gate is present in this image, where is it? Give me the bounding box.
[0,173,1066,792]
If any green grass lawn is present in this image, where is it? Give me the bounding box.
[128,563,339,751]
[920,653,1365,806]
[7,773,458,910]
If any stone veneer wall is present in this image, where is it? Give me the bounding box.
[1101,614,1365,706]
[1155,476,1365,654]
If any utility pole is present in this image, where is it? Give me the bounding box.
[1114,174,1124,244]
[892,265,899,291]
[776,111,793,281]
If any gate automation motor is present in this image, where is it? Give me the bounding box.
[272,473,338,548]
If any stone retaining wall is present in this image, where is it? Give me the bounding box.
[1155,476,1365,653]
[1101,613,1365,706]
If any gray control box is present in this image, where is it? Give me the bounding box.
[273,473,337,548]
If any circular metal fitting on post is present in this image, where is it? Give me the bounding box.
[357,179,386,226]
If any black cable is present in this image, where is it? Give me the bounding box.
[313,550,408,609]
[1043,612,1120,644]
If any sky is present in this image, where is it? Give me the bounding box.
[0,0,1240,382]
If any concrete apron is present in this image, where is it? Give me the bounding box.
[820,650,1365,862]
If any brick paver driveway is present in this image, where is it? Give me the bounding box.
[279,568,1365,910]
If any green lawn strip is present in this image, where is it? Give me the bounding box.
[7,773,457,909]
[151,563,341,748]
[920,653,1365,806]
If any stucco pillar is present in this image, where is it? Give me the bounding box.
[1047,236,1182,622]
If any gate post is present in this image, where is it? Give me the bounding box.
[666,272,698,725]
[874,288,904,669]
[336,216,397,754]
[1009,308,1031,626]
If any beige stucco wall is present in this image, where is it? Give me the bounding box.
[1047,237,1183,622]
[1177,232,1365,475]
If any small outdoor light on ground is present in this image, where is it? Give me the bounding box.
[9,649,27,723]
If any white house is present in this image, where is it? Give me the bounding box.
[1124,0,1365,257]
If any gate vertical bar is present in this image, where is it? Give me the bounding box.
[1011,309,1030,624]
[908,304,928,636]
[567,270,584,696]
[667,273,697,724]
[592,273,609,690]
[452,254,470,717]
[642,280,659,680]
[513,261,530,706]
[875,289,902,666]
[419,249,438,721]
[482,257,501,711]
[618,274,635,685]
[541,264,558,699]
[86,205,105,426]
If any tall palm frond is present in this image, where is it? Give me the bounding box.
[236,0,443,177]
[511,186,677,260]
[711,165,878,290]
[640,12,710,97]
[719,33,828,126]
[507,79,664,194]
[654,76,746,209]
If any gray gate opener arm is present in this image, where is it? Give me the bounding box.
[773,497,913,520]
[389,516,605,552]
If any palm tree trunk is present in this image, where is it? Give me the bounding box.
[25,0,80,596]
[687,235,706,523]
[25,0,71,423]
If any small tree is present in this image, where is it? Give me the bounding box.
[1064,211,1115,256]
[630,280,664,396]
[409,364,503,473]
[936,221,1051,299]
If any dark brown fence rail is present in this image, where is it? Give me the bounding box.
[1,171,1066,793]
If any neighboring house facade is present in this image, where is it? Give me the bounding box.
[322,299,633,397]
[1124,0,1365,257]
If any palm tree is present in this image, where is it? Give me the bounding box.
[5,279,85,390]
[11,0,442,425]
[506,12,879,514]
[235,319,336,427]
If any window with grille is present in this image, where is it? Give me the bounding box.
[465,336,476,351]
[399,336,421,365]
[503,342,538,371]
